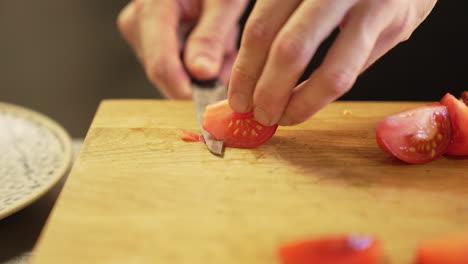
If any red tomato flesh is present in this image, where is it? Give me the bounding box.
[180,129,205,143]
[278,235,381,264]
[415,232,468,264]
[376,103,451,164]
[202,99,278,148]
[440,92,468,156]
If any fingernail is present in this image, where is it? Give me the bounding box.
[192,55,216,75]
[230,93,248,113]
[254,107,271,126]
[278,115,293,126]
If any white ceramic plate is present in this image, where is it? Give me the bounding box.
[0,102,72,219]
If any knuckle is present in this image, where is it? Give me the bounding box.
[243,17,274,45]
[190,32,225,51]
[320,69,355,96]
[232,62,257,84]
[273,34,306,62]
[117,4,135,38]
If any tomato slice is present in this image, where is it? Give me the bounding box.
[415,232,468,264]
[180,129,205,143]
[278,235,381,264]
[376,103,452,164]
[202,99,278,148]
[440,92,468,156]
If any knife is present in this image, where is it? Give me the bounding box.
[191,77,227,156]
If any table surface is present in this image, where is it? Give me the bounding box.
[29,100,468,264]
[0,140,82,264]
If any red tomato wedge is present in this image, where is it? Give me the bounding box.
[440,92,468,156]
[202,99,278,148]
[415,232,468,264]
[278,235,381,264]
[376,103,452,164]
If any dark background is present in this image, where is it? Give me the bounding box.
[0,0,466,137]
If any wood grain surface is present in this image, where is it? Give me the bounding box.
[31,100,468,264]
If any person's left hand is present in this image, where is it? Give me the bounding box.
[117,0,247,99]
[228,0,438,126]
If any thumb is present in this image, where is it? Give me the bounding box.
[184,0,247,80]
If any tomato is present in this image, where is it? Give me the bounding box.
[278,235,381,264]
[415,232,468,264]
[202,99,278,148]
[376,103,452,164]
[440,92,468,156]
[180,129,204,143]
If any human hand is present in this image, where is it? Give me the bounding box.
[228,0,437,125]
[118,0,248,99]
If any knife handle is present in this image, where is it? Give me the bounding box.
[190,77,219,88]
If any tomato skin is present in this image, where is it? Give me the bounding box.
[202,100,278,148]
[415,233,468,264]
[278,235,381,264]
[440,92,468,156]
[376,103,452,164]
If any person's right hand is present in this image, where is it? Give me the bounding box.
[118,0,247,99]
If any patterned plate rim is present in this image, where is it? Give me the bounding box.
[0,102,73,220]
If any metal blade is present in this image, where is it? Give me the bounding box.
[192,79,227,156]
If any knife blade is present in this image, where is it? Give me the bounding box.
[191,78,227,156]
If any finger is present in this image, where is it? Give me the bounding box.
[360,30,401,73]
[117,2,141,60]
[252,0,359,126]
[219,26,240,85]
[361,9,414,72]
[224,25,239,56]
[139,0,191,99]
[184,0,247,80]
[219,51,237,86]
[279,1,393,126]
[228,0,302,113]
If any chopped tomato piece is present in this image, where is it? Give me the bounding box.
[180,129,204,143]
[376,103,452,164]
[202,99,278,148]
[440,92,468,156]
[415,232,468,264]
[278,235,381,264]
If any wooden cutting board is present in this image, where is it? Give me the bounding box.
[31,100,468,264]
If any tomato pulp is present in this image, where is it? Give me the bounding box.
[376,103,452,164]
[440,92,468,156]
[278,235,381,264]
[202,99,278,148]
